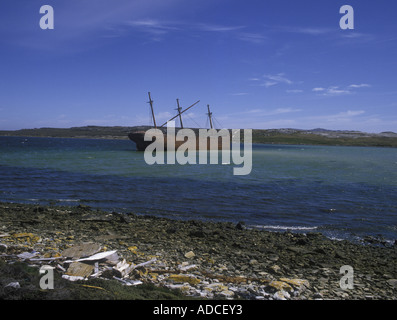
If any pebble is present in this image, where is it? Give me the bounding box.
[184,251,195,259]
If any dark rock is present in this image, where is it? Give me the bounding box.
[77,204,91,211]
[33,206,46,213]
[166,227,178,234]
[334,250,347,260]
[189,229,208,238]
[235,222,246,230]
[306,232,325,240]
[295,238,309,246]
[114,213,133,224]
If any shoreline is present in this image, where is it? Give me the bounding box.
[1,125,397,148]
[1,201,396,300]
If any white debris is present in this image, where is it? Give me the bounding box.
[133,258,157,269]
[178,264,197,271]
[17,251,39,260]
[113,259,133,278]
[113,276,143,286]
[5,282,20,289]
[62,275,85,282]
[56,264,66,272]
[64,250,117,263]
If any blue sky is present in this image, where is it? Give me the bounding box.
[1,0,397,132]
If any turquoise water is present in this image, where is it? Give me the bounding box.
[0,136,396,243]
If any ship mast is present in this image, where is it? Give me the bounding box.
[176,99,184,128]
[159,100,200,128]
[207,104,213,129]
[148,92,157,128]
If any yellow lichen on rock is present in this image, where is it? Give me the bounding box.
[268,280,293,292]
[168,274,201,285]
[12,233,41,244]
[279,278,310,289]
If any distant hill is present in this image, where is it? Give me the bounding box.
[251,128,397,147]
[1,126,397,147]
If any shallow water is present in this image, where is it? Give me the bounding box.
[0,136,396,242]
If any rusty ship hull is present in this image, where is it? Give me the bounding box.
[128,129,230,151]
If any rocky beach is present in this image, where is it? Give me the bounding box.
[1,201,396,300]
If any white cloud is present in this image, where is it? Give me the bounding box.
[197,24,245,32]
[246,109,263,113]
[251,73,294,88]
[276,26,333,36]
[293,27,333,35]
[348,84,371,88]
[229,107,301,117]
[236,32,266,44]
[263,81,278,88]
[272,108,302,115]
[125,19,180,40]
[263,73,293,85]
[286,89,303,93]
[231,92,249,96]
[336,110,366,117]
[325,86,352,96]
[312,86,351,96]
[312,84,371,96]
[306,110,366,124]
[156,111,173,120]
[125,20,267,44]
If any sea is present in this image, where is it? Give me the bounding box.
[0,136,396,244]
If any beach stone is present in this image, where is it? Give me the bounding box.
[206,283,229,292]
[268,280,293,292]
[184,251,195,259]
[61,243,102,259]
[279,278,310,294]
[219,290,235,298]
[386,279,397,289]
[65,262,95,278]
[168,274,201,285]
[249,259,258,265]
[313,292,323,299]
[273,290,290,300]
[268,254,279,262]
[270,265,281,274]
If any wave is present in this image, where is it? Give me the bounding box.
[250,224,319,231]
